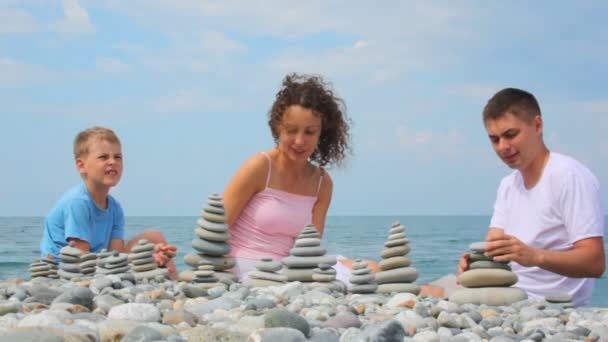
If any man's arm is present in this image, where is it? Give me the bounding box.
[486,228,605,278]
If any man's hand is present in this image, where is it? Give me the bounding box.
[485,233,541,267]
[153,243,177,267]
[457,253,470,275]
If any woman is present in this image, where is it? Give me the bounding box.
[224,73,368,280]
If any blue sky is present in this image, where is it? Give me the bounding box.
[1,1,607,216]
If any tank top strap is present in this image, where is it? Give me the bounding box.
[316,167,324,196]
[260,151,272,188]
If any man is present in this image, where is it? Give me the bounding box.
[457,88,605,306]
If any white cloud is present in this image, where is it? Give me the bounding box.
[52,0,95,34]
[96,57,130,74]
[0,58,58,86]
[0,9,39,33]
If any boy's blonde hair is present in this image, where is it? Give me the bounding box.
[73,127,121,159]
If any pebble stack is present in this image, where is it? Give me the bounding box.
[449,241,527,305]
[375,221,420,294]
[349,259,378,294]
[97,250,131,279]
[29,258,58,279]
[57,246,85,280]
[192,261,224,289]
[281,225,337,282]
[129,239,168,282]
[243,257,287,287]
[309,263,344,292]
[545,292,575,308]
[181,193,236,284]
[80,253,97,276]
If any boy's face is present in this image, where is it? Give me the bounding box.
[485,112,543,171]
[76,138,123,190]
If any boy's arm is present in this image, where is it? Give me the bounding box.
[108,238,127,253]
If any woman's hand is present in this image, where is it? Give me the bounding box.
[153,243,177,267]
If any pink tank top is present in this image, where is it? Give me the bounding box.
[227,152,323,259]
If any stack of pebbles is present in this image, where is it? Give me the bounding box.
[281,225,336,282]
[243,257,287,287]
[129,239,168,282]
[80,253,97,276]
[29,258,59,279]
[375,221,420,294]
[57,246,85,280]
[349,259,378,294]
[182,193,236,284]
[192,260,224,289]
[97,250,131,279]
[545,293,575,308]
[309,263,343,292]
[449,241,527,305]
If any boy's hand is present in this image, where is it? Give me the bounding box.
[457,253,470,275]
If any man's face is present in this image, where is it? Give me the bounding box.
[485,112,543,171]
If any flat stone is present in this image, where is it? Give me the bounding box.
[282,268,314,282]
[133,263,157,272]
[449,287,527,305]
[375,267,419,284]
[194,227,231,242]
[106,254,128,264]
[60,246,83,257]
[545,292,573,303]
[131,243,154,253]
[469,241,487,253]
[469,252,493,262]
[58,254,81,263]
[31,270,56,277]
[194,275,219,283]
[184,253,235,270]
[80,259,97,269]
[203,205,225,215]
[197,218,228,233]
[350,284,379,293]
[191,238,230,256]
[384,238,409,248]
[311,273,335,282]
[58,269,82,279]
[388,232,406,240]
[313,267,336,275]
[458,268,518,288]
[352,260,368,270]
[202,211,226,223]
[282,255,336,268]
[243,278,287,287]
[80,253,97,262]
[98,265,131,274]
[290,246,326,257]
[61,263,81,273]
[132,256,155,265]
[29,265,51,272]
[352,267,372,275]
[104,260,129,269]
[249,270,288,282]
[294,238,321,247]
[380,245,411,259]
[297,232,321,240]
[379,256,411,271]
[376,283,421,295]
[256,259,282,272]
[469,260,511,271]
[193,269,215,277]
[389,225,405,234]
[349,273,375,284]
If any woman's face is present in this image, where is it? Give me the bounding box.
[276,105,322,163]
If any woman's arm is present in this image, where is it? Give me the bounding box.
[223,154,268,225]
[311,171,333,238]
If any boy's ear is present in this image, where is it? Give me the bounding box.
[75,158,85,174]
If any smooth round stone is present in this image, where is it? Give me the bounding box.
[352,260,368,270]
[194,275,219,283]
[105,260,129,269]
[243,278,286,287]
[215,271,238,283]
[39,258,58,265]
[197,218,228,233]
[58,254,81,263]
[80,259,97,269]
[469,252,493,262]
[193,269,215,277]
[352,267,372,275]
[57,269,82,279]
[31,270,56,277]
[207,198,223,207]
[545,292,573,303]
[249,270,288,282]
[30,265,51,272]
[350,284,379,293]
[388,232,406,240]
[458,268,518,288]
[469,241,487,253]
[376,283,420,295]
[375,267,419,284]
[290,246,326,257]
[133,263,157,272]
[449,287,527,305]
[61,263,81,273]
[80,253,97,262]
[389,225,405,234]
[313,267,336,275]
[197,264,215,271]
[379,256,411,271]
[203,205,225,215]
[202,211,226,223]
[132,243,154,253]
[312,273,335,282]
[469,260,511,271]
[297,233,321,239]
[132,256,155,266]
[294,238,321,247]
[282,268,314,282]
[106,254,128,264]
[281,255,337,268]
[349,274,375,284]
[194,227,231,242]
[98,265,131,274]
[82,267,95,274]
[384,238,409,248]
[134,268,169,281]
[191,238,230,256]
[380,245,411,259]
[183,253,236,270]
[256,259,282,272]
[60,246,83,257]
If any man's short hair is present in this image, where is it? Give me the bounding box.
[483,88,541,124]
[73,127,120,159]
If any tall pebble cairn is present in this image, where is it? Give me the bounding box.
[375,221,420,294]
[281,225,337,282]
[129,239,168,282]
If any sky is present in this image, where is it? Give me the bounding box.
[1,1,607,216]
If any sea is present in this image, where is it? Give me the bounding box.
[1,216,606,307]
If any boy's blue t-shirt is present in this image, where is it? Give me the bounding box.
[40,183,125,259]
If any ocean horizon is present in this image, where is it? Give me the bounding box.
[1,215,606,307]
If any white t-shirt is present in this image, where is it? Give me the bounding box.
[490,152,604,306]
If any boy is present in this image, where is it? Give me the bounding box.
[40,127,177,278]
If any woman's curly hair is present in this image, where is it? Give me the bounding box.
[268,73,352,167]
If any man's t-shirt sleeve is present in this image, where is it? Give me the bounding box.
[560,169,604,243]
[64,199,92,243]
[111,201,125,241]
[490,178,508,229]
